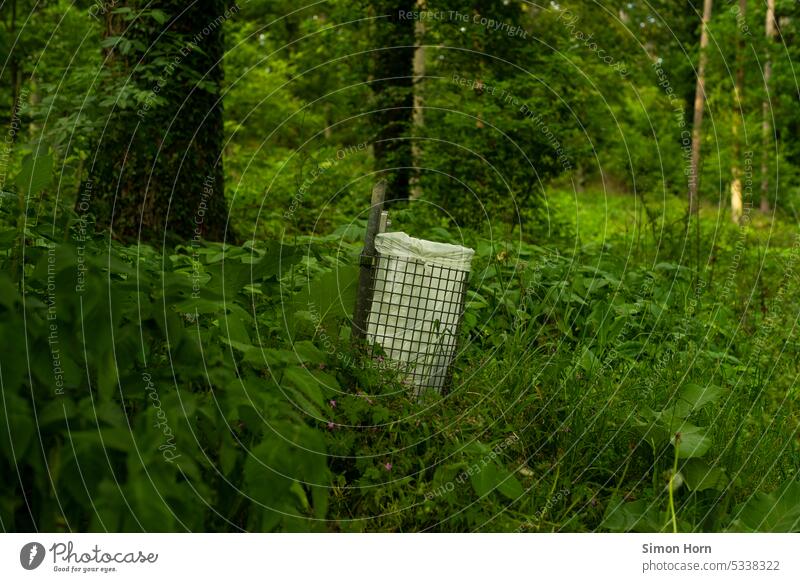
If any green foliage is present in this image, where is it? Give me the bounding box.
[0,196,346,530]
[2,0,800,535]
[2,177,800,533]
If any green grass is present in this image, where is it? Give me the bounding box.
[311,189,800,532]
[1,190,798,532]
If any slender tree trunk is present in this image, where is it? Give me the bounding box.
[689,0,714,215]
[372,1,415,202]
[8,0,20,141]
[409,0,426,200]
[89,0,230,242]
[730,0,746,223]
[760,0,776,213]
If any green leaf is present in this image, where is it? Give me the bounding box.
[601,500,664,532]
[15,151,53,195]
[219,338,255,353]
[470,462,501,497]
[616,340,643,359]
[282,366,325,416]
[173,297,227,314]
[0,394,34,463]
[0,228,17,245]
[149,9,168,23]
[496,468,525,500]
[243,423,329,530]
[678,383,724,414]
[290,266,359,325]
[70,429,132,453]
[204,244,301,297]
[292,340,326,364]
[681,458,729,492]
[731,481,800,532]
[579,347,600,374]
[96,351,119,402]
[37,399,79,427]
[221,305,252,345]
[219,437,239,476]
[469,462,522,500]
[671,423,711,459]
[243,347,299,367]
[310,481,328,519]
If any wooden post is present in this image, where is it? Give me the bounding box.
[352,180,387,340]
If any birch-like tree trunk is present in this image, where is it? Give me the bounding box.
[760,0,776,213]
[689,0,714,215]
[730,0,746,223]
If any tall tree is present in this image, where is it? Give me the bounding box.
[410,0,426,200]
[730,0,747,223]
[760,0,776,213]
[689,0,713,215]
[87,1,231,242]
[371,1,415,202]
[6,0,20,135]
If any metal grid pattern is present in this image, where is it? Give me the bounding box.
[364,253,470,394]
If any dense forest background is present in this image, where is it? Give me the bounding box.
[1,0,799,532]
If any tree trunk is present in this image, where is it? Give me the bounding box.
[730,0,746,223]
[689,0,713,215]
[8,0,20,142]
[760,0,776,213]
[409,0,426,200]
[372,1,415,203]
[88,0,230,243]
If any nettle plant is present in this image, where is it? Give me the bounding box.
[0,190,347,531]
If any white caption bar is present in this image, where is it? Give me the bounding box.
[1,533,797,581]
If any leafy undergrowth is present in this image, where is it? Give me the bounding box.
[1,196,798,532]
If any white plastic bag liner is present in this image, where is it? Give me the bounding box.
[366,232,474,393]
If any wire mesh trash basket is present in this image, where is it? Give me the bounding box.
[363,232,474,394]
